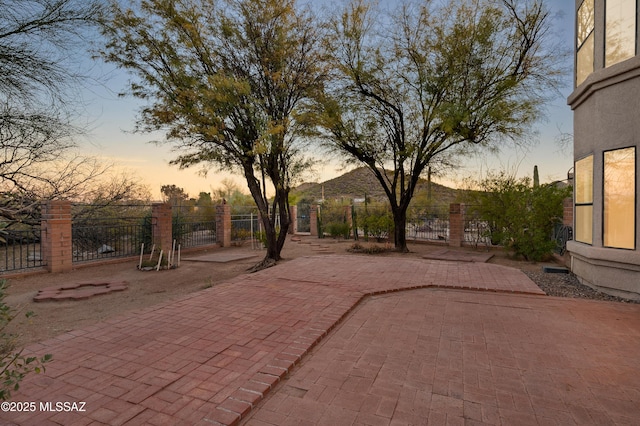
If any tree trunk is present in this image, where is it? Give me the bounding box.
[392,205,409,253]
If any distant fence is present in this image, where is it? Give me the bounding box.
[0,201,227,275]
[71,204,152,264]
[172,204,217,248]
[0,227,45,272]
[231,213,260,244]
[407,206,450,242]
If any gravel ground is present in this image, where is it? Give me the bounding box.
[524,270,640,303]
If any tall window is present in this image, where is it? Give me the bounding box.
[577,0,595,86]
[605,0,637,67]
[575,155,594,244]
[604,147,636,249]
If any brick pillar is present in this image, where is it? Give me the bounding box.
[216,203,231,247]
[310,205,318,236]
[449,203,463,247]
[563,197,573,226]
[152,203,172,252]
[345,205,353,238]
[288,205,297,234]
[42,200,73,273]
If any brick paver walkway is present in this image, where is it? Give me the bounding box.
[1,255,639,425]
[243,289,640,425]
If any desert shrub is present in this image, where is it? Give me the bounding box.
[347,242,389,254]
[467,173,571,261]
[318,200,352,239]
[326,222,351,239]
[0,280,52,400]
[359,205,394,242]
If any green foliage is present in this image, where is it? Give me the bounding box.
[357,201,394,242]
[0,280,52,400]
[317,0,565,251]
[318,199,352,239]
[326,222,351,239]
[467,173,571,261]
[100,0,327,262]
[347,242,388,254]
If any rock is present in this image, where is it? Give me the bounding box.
[97,244,115,254]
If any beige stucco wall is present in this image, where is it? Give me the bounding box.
[568,51,640,299]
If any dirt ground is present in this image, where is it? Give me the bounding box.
[4,236,553,347]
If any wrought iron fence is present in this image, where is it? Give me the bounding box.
[0,227,45,272]
[231,214,260,243]
[553,223,573,255]
[172,203,217,248]
[71,203,153,263]
[296,203,311,233]
[173,221,217,248]
[72,218,152,263]
[462,206,494,248]
[407,206,450,242]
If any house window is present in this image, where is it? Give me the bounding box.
[575,155,594,244]
[605,0,637,67]
[604,147,636,249]
[577,0,595,86]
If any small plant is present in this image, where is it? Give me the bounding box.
[202,276,214,289]
[347,242,389,254]
[0,280,52,400]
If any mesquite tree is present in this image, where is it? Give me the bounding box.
[318,0,565,252]
[100,0,326,267]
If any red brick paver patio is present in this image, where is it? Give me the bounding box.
[1,255,639,425]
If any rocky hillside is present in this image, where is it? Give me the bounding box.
[291,167,461,206]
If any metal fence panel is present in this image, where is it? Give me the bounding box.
[231,214,260,243]
[407,206,450,242]
[173,221,217,248]
[72,220,152,262]
[71,204,153,263]
[0,227,45,272]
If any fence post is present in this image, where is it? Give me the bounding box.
[41,200,73,273]
[152,203,172,252]
[563,197,573,226]
[289,205,297,234]
[216,203,231,247]
[309,205,318,236]
[449,203,463,247]
[345,205,353,238]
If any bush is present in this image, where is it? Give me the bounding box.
[357,203,394,242]
[468,173,571,261]
[0,280,52,400]
[326,222,351,239]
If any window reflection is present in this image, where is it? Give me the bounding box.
[605,0,637,67]
[577,0,594,46]
[576,0,595,85]
[575,155,594,244]
[604,147,636,249]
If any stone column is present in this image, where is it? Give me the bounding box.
[216,203,231,247]
[309,205,318,237]
[563,197,573,226]
[41,200,73,273]
[449,203,463,247]
[288,205,297,234]
[152,203,172,252]
[345,205,353,238]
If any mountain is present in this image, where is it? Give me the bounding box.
[291,167,461,206]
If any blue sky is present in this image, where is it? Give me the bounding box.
[79,0,576,200]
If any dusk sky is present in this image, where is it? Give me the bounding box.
[79,0,576,200]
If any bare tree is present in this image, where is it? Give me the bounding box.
[317,0,566,252]
[0,0,118,226]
